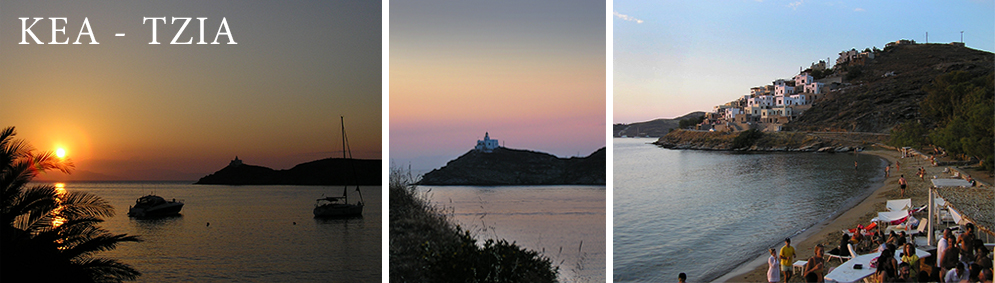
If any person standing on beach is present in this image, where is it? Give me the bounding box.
[897,160,901,171]
[803,244,825,282]
[767,248,780,283]
[780,238,796,283]
[885,165,891,178]
[855,161,858,170]
[898,175,907,198]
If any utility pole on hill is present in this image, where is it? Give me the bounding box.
[961,31,964,43]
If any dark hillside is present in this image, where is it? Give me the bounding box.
[418,147,606,185]
[614,111,706,137]
[789,44,993,132]
[195,158,380,185]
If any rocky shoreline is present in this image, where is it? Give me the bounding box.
[652,129,888,153]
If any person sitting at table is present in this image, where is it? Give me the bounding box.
[981,268,993,283]
[900,243,919,282]
[971,263,983,283]
[875,248,898,283]
[945,262,969,283]
[895,262,912,282]
[896,231,907,247]
[828,233,851,258]
[875,237,888,253]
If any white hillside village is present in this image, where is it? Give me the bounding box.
[696,39,917,132]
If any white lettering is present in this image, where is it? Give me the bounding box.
[73,17,98,44]
[170,17,192,44]
[211,17,236,44]
[143,17,166,44]
[19,17,43,44]
[49,18,68,44]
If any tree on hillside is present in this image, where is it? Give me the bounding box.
[920,71,994,170]
[679,116,705,129]
[1,126,142,282]
[888,121,929,149]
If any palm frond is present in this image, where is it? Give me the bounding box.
[62,233,142,261]
[73,257,142,283]
[59,191,115,219]
[6,186,58,231]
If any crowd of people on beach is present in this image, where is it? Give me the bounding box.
[761,223,994,283]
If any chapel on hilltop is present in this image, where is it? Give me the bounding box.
[228,156,243,168]
[474,132,499,153]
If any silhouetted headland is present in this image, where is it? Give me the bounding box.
[418,147,606,186]
[195,156,380,185]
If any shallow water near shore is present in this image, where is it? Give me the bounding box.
[613,138,885,282]
[30,182,381,282]
[420,185,606,283]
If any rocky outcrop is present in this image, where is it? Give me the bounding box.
[195,158,380,185]
[418,147,606,186]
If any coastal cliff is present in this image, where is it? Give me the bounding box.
[195,158,380,185]
[418,147,606,186]
[653,129,888,152]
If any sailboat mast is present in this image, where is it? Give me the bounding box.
[341,116,347,159]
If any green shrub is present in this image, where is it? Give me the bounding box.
[732,129,763,149]
[421,227,558,283]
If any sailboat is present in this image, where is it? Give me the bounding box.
[313,116,365,217]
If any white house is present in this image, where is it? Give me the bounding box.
[794,73,813,86]
[786,94,807,106]
[774,84,795,96]
[803,81,824,94]
[475,132,499,152]
[724,108,744,120]
[748,95,775,108]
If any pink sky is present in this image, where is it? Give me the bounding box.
[390,0,606,172]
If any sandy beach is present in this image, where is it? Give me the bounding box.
[720,147,954,282]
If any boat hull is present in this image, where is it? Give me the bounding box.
[313,203,363,218]
[129,202,184,218]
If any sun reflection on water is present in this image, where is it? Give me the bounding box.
[52,183,66,228]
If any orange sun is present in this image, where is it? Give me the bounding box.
[55,148,67,159]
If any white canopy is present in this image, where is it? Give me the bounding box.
[886,199,912,212]
[931,178,972,188]
[876,210,910,223]
[948,207,967,225]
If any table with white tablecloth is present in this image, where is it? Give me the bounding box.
[824,248,931,283]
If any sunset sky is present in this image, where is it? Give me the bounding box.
[614,0,995,123]
[390,0,606,172]
[1,0,381,180]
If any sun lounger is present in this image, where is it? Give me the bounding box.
[844,222,878,237]
[826,243,856,263]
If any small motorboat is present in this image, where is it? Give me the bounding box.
[128,195,184,218]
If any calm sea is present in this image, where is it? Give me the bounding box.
[613,138,885,282]
[31,182,381,282]
[421,185,606,283]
